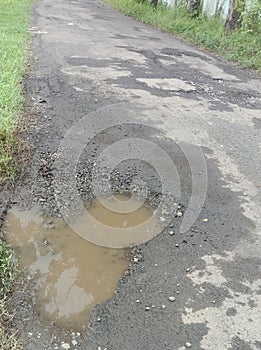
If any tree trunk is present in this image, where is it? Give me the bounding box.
[150,0,158,7]
[225,0,242,33]
[186,0,201,13]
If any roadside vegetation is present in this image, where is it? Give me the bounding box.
[104,0,261,71]
[0,0,32,186]
[0,0,32,348]
[0,240,22,350]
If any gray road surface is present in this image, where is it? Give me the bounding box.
[5,0,261,349]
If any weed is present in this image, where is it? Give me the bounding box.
[0,239,22,350]
[0,0,32,347]
[0,0,32,186]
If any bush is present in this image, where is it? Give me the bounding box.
[241,1,261,34]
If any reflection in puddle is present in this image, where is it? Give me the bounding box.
[5,195,159,330]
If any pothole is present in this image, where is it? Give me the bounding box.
[4,195,160,330]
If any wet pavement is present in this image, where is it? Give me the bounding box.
[1,0,261,349]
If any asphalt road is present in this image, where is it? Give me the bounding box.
[5,0,261,349]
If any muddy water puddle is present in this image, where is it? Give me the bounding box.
[5,195,159,330]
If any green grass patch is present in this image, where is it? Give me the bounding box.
[0,0,32,186]
[104,0,261,71]
[0,238,22,350]
[0,0,32,347]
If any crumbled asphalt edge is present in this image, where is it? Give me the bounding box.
[2,72,190,349]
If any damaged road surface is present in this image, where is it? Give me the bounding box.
[1,0,261,349]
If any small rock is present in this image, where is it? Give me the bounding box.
[133,257,139,263]
[162,304,166,309]
[169,230,174,236]
[185,342,192,348]
[61,343,70,350]
[168,296,175,302]
[71,340,77,346]
[136,299,140,303]
[202,218,208,222]
[43,222,55,230]
[145,306,150,311]
[175,243,179,247]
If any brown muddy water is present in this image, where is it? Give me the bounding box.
[5,195,159,330]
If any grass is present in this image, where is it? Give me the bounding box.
[0,0,32,348]
[104,0,261,71]
[0,238,22,350]
[0,0,32,186]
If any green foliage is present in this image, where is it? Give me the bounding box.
[104,0,261,71]
[0,0,31,345]
[0,241,18,300]
[0,0,32,186]
[0,240,22,350]
[0,328,23,350]
[241,0,261,33]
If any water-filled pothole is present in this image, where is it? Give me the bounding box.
[5,195,159,330]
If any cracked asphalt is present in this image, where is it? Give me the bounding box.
[1,0,261,349]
